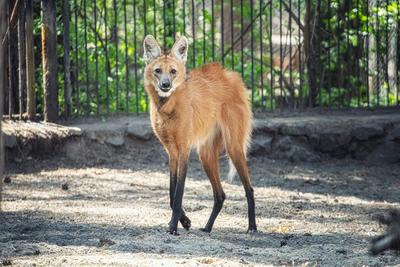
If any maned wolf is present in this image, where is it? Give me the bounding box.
[143,35,257,235]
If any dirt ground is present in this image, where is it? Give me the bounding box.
[1,146,400,266]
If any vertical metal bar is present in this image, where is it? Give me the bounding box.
[317,0,321,107]
[344,1,353,107]
[104,0,110,114]
[74,0,80,115]
[230,0,234,70]
[84,0,90,115]
[250,0,254,106]
[144,0,147,36]
[259,0,264,110]
[153,0,157,38]
[337,0,341,107]
[64,0,72,117]
[6,3,11,120]
[183,0,186,35]
[279,0,283,107]
[269,0,274,110]
[221,0,224,66]
[289,0,293,109]
[163,0,166,49]
[356,0,360,107]
[376,0,380,107]
[385,0,389,106]
[134,0,139,114]
[397,0,399,106]
[366,0,370,107]
[172,0,176,40]
[191,0,195,68]
[211,0,215,61]
[94,0,99,115]
[240,0,244,77]
[18,3,26,119]
[327,0,332,106]
[203,0,206,64]
[298,0,302,108]
[113,0,119,112]
[124,0,129,113]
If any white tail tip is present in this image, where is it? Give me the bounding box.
[227,159,237,182]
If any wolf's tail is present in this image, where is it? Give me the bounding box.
[227,158,237,182]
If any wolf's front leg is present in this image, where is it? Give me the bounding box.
[168,152,189,235]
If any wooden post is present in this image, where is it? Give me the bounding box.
[18,2,26,119]
[26,0,35,120]
[0,0,7,211]
[63,0,71,118]
[41,0,58,122]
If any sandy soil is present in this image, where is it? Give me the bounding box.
[1,149,400,266]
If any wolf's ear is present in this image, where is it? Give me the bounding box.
[171,36,188,62]
[143,35,161,64]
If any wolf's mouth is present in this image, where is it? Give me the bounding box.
[159,87,171,92]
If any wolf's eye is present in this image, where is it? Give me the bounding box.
[154,68,162,74]
[170,69,177,75]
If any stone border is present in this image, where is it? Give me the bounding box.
[4,113,400,164]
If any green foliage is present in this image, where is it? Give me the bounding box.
[32,0,400,116]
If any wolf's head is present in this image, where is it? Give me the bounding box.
[143,35,188,98]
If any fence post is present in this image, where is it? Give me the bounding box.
[41,0,58,122]
[63,0,71,118]
[26,0,35,120]
[0,0,6,211]
[18,2,26,119]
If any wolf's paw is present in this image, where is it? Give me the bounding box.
[247,226,258,234]
[180,215,191,230]
[199,227,212,233]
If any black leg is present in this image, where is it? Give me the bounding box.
[200,191,225,233]
[169,154,191,230]
[168,154,189,235]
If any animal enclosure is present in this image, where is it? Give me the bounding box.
[1,0,400,121]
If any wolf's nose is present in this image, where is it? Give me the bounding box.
[162,81,171,88]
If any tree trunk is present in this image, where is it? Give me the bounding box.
[8,0,19,117]
[304,0,318,107]
[26,0,36,120]
[41,0,58,122]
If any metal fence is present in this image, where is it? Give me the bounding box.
[1,0,400,121]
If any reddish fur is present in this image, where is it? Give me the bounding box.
[143,37,256,234]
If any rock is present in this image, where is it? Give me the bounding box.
[280,123,308,136]
[318,132,337,152]
[127,125,153,141]
[98,238,116,247]
[274,136,293,152]
[366,141,400,164]
[250,135,273,155]
[4,134,17,148]
[352,124,384,141]
[389,127,400,141]
[105,135,125,147]
[61,183,69,191]
[289,145,320,163]
[318,128,351,153]
[1,259,12,266]
[86,131,106,144]
[3,176,11,184]
[68,127,83,136]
